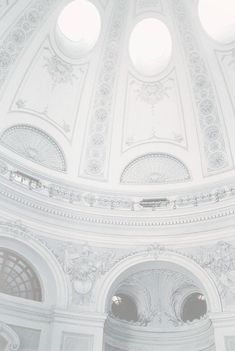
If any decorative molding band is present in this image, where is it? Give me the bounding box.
[172,0,233,174]
[0,0,60,91]
[80,0,129,180]
[0,155,234,215]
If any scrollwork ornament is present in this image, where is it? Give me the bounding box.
[196,241,235,301]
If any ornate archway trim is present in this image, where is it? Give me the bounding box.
[0,220,69,308]
[96,249,222,314]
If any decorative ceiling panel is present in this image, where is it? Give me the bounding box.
[11,39,89,141]
[122,70,187,151]
[120,153,190,184]
[0,124,66,172]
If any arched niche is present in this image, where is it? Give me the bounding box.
[0,223,69,308]
[96,250,222,314]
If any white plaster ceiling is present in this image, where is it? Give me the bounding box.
[0,0,235,198]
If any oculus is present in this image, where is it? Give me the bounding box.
[198,0,235,43]
[57,0,101,57]
[111,294,138,322]
[129,18,172,76]
[181,292,207,323]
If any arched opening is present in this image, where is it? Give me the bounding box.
[0,248,42,301]
[99,254,220,351]
[0,229,69,308]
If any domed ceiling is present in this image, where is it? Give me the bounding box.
[1,0,235,223]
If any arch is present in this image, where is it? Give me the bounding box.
[0,221,69,308]
[120,153,190,184]
[0,248,42,301]
[0,124,66,172]
[96,250,222,314]
[0,322,20,350]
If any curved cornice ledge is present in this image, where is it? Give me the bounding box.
[0,178,235,232]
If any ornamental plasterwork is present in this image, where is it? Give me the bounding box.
[0,155,235,216]
[135,0,163,15]
[172,0,232,174]
[123,71,186,151]
[0,0,60,92]
[58,241,235,307]
[113,269,199,328]
[0,0,18,19]
[80,0,129,179]
[216,48,235,124]
[195,242,235,305]
[0,125,66,172]
[1,220,235,308]
[0,322,20,351]
[0,220,62,264]
[11,41,88,141]
[61,243,115,304]
[120,153,190,184]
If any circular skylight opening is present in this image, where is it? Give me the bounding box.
[57,0,101,56]
[181,293,207,323]
[198,0,235,44]
[111,294,138,322]
[129,18,172,76]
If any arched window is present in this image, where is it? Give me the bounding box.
[0,249,42,301]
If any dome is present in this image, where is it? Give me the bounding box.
[0,1,235,350]
[0,0,234,223]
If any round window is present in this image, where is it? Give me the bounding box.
[198,0,235,44]
[129,18,172,76]
[111,294,138,322]
[181,293,207,323]
[56,0,101,57]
